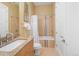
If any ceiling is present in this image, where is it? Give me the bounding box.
[33,2,52,6]
[9,2,19,6]
[9,2,52,6]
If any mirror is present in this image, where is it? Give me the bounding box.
[0,3,9,37]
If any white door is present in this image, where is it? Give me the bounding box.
[56,2,70,55]
[64,3,79,56]
[56,2,79,56]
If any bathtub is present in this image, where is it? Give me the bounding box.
[0,39,32,56]
[39,36,55,48]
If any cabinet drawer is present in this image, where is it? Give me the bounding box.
[25,40,33,49]
[16,49,34,56]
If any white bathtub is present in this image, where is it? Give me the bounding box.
[0,39,32,56]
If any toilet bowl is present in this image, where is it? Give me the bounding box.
[34,43,41,56]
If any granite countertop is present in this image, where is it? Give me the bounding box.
[0,36,33,56]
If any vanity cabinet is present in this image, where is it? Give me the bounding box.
[15,40,34,56]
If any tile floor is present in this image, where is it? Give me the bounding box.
[40,48,60,56]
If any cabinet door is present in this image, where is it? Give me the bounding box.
[15,40,34,56]
[10,17,19,38]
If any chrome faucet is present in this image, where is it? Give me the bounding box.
[0,33,14,48]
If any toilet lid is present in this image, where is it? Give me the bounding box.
[34,43,41,49]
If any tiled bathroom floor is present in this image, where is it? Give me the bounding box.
[40,48,60,56]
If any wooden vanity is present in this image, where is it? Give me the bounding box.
[0,37,34,56]
[15,40,34,56]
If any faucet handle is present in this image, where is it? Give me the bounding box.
[6,33,14,41]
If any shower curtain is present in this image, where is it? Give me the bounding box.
[38,15,55,48]
[38,15,54,36]
[31,15,40,43]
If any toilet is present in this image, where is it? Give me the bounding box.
[31,15,42,56]
[34,43,41,56]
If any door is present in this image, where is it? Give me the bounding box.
[56,2,70,55]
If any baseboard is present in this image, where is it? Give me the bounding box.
[56,47,63,56]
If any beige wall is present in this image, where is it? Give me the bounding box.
[35,5,52,15]
[28,3,35,16]
[35,3,55,36]
[3,3,19,38]
[1,2,55,39]
[19,2,35,39]
[51,3,55,38]
[27,2,35,21]
[19,2,26,38]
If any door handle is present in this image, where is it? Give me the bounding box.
[62,39,65,43]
